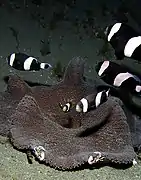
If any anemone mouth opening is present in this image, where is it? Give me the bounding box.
[62,116,81,129]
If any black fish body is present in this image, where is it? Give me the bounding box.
[7,53,52,71]
[76,89,109,113]
[96,60,141,94]
[105,22,141,61]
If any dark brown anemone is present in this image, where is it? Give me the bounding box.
[0,57,138,170]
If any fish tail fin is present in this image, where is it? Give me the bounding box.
[40,63,52,70]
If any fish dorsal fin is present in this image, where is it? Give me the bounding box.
[6,75,31,99]
[63,57,85,85]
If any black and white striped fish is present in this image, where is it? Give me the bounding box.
[7,53,52,71]
[95,60,141,93]
[59,102,72,112]
[76,89,110,113]
[105,22,141,61]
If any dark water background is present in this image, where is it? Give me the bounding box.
[0,0,131,88]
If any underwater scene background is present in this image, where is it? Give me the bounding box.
[0,0,141,179]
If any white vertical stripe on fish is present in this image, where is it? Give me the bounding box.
[24,57,36,70]
[108,23,122,42]
[98,61,109,76]
[113,72,134,87]
[80,98,88,113]
[124,36,141,57]
[75,104,81,112]
[95,91,102,107]
[9,53,16,66]
[40,63,45,69]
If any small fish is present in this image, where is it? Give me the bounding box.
[59,102,72,112]
[32,145,46,161]
[88,151,104,165]
[7,53,52,71]
[95,60,141,93]
[105,22,141,61]
[76,89,109,113]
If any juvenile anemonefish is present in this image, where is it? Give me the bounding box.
[32,145,46,161]
[105,22,141,61]
[75,89,110,113]
[7,53,52,71]
[95,60,141,94]
[59,102,72,112]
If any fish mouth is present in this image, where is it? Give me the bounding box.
[100,74,106,78]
